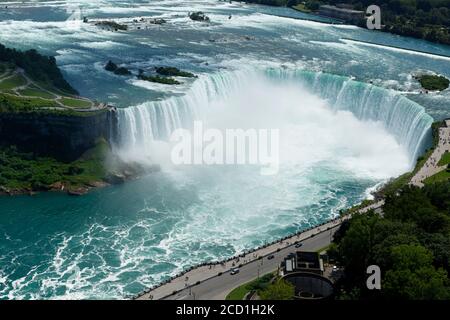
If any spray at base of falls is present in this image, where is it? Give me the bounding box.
[114,68,433,170]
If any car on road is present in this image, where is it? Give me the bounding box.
[230,268,240,275]
[267,254,275,260]
[295,242,303,248]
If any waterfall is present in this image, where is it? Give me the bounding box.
[264,69,434,162]
[114,68,433,164]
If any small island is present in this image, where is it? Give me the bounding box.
[137,73,181,85]
[104,60,132,76]
[189,11,210,22]
[155,66,196,78]
[417,74,450,91]
[94,20,128,31]
[104,61,196,85]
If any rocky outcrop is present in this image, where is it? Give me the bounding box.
[0,109,118,161]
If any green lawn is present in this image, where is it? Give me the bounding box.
[226,272,274,300]
[438,152,450,166]
[424,169,450,185]
[0,74,27,90]
[380,122,441,195]
[60,97,92,108]
[18,87,56,99]
[0,93,59,112]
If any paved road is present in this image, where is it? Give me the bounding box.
[164,226,339,300]
[410,124,450,187]
[136,201,384,301]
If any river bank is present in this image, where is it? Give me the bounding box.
[133,118,450,300]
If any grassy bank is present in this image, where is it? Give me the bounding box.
[0,140,109,193]
[380,121,441,195]
[226,273,275,300]
[0,93,59,112]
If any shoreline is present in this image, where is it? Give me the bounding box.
[0,159,161,197]
[133,120,449,300]
[133,200,383,300]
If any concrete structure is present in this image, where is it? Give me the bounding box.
[280,251,333,299]
[282,272,334,300]
[135,200,384,300]
[282,251,323,275]
[319,5,365,23]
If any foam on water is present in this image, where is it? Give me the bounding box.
[116,67,432,166]
[0,0,446,301]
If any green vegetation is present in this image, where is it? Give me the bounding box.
[340,199,375,216]
[242,0,450,45]
[226,273,274,300]
[380,121,441,195]
[0,74,27,90]
[59,97,92,108]
[259,278,295,300]
[0,43,78,94]
[17,87,55,99]
[0,140,108,192]
[138,74,181,85]
[155,67,196,78]
[330,181,450,299]
[424,169,450,185]
[438,152,450,166]
[0,93,59,112]
[418,75,450,91]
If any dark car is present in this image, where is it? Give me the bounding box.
[267,254,275,260]
[295,242,303,248]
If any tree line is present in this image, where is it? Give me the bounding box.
[329,181,450,299]
[0,43,78,94]
[241,0,450,45]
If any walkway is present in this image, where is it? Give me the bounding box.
[136,200,384,300]
[410,123,450,187]
[0,67,102,112]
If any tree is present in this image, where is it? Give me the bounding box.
[259,279,295,300]
[383,245,450,299]
[338,213,381,277]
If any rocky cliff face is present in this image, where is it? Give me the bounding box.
[0,109,118,161]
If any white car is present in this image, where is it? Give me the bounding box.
[230,268,240,275]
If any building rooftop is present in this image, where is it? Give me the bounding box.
[282,251,324,275]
